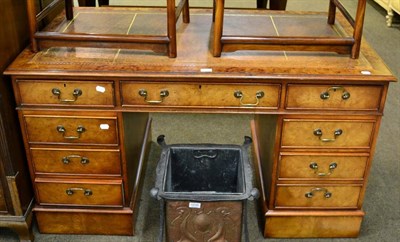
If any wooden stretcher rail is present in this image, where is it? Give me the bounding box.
[26,0,190,58]
[212,0,367,59]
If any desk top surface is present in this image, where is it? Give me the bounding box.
[5,8,396,82]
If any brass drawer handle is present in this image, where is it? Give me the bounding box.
[56,125,86,139]
[234,90,265,106]
[52,88,83,103]
[320,86,350,100]
[313,128,343,142]
[305,188,332,199]
[309,162,337,176]
[138,89,169,104]
[66,187,93,196]
[62,155,90,165]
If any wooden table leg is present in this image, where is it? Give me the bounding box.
[78,0,95,6]
[167,0,177,57]
[98,0,109,6]
[77,1,109,6]
[351,0,366,58]
[257,0,287,10]
[257,0,267,8]
[182,0,190,23]
[213,0,225,57]
[270,0,287,10]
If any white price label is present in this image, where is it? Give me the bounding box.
[189,202,201,209]
[96,86,106,93]
[99,124,110,130]
[200,68,213,73]
[361,70,371,75]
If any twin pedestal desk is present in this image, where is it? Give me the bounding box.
[5,8,396,239]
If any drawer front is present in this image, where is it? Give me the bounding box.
[281,119,375,148]
[278,153,368,180]
[23,115,119,145]
[121,82,280,108]
[285,85,383,110]
[275,185,361,208]
[17,80,114,107]
[200,84,280,108]
[35,179,124,207]
[30,148,121,175]
[166,201,243,242]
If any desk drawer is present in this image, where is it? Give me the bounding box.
[30,148,121,176]
[23,115,119,145]
[35,179,124,207]
[275,185,362,209]
[278,153,368,180]
[16,80,114,107]
[281,119,375,149]
[285,84,383,110]
[121,82,280,108]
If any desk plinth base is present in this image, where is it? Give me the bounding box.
[263,210,364,238]
[34,207,134,235]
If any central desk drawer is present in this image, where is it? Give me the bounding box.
[23,115,119,145]
[120,82,280,108]
[35,179,124,207]
[30,148,121,176]
[285,84,383,111]
[281,119,375,149]
[16,80,115,107]
[275,185,362,209]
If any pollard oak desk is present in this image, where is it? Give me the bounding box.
[5,8,396,238]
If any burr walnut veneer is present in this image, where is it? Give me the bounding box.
[5,8,396,238]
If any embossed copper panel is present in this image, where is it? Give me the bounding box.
[166,201,243,242]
